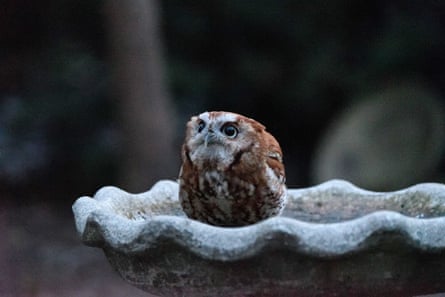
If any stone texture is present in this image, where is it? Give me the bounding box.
[72,180,445,297]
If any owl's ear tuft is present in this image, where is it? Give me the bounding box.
[239,116,266,133]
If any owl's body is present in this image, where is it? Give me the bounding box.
[179,111,286,226]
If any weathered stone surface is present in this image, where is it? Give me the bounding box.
[72,180,445,297]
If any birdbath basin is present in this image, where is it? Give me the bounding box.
[72,180,445,297]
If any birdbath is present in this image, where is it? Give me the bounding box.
[72,180,445,297]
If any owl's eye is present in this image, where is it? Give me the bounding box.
[221,123,238,138]
[197,120,206,133]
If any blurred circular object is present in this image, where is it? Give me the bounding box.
[312,85,445,190]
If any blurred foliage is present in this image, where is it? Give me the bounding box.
[0,0,114,202]
[162,0,445,184]
[1,0,444,203]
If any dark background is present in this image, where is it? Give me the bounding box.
[1,0,444,296]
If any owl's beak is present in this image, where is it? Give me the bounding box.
[204,130,217,147]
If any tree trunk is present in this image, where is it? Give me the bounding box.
[105,0,177,192]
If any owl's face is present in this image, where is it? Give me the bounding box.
[184,111,264,165]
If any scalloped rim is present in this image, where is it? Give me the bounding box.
[72,180,445,261]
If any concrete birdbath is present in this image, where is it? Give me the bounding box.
[72,180,445,297]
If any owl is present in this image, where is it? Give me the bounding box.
[178,111,286,226]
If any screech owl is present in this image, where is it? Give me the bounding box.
[178,111,286,226]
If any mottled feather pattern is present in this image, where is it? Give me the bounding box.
[179,111,287,226]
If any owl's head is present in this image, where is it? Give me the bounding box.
[183,111,267,164]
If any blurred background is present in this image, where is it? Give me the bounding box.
[1,0,444,296]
